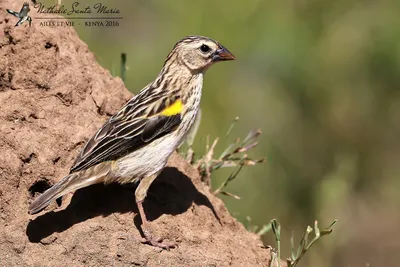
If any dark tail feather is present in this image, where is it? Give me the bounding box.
[28,173,79,214]
[29,162,111,215]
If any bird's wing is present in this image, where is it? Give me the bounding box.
[19,3,30,16]
[70,87,183,173]
[15,16,28,27]
[6,9,19,18]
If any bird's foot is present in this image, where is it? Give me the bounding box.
[140,223,177,250]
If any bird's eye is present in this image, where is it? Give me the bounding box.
[200,44,210,53]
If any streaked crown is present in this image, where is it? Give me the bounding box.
[164,35,235,73]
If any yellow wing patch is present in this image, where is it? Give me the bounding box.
[161,99,183,116]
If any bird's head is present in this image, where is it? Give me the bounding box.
[165,36,235,73]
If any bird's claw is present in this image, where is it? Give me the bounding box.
[140,226,177,250]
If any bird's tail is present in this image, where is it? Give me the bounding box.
[28,162,112,214]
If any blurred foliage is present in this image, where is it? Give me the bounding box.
[42,0,400,266]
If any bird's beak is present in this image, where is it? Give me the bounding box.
[212,45,236,62]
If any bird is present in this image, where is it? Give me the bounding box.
[28,35,235,249]
[6,2,32,27]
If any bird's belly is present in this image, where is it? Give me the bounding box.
[114,132,183,184]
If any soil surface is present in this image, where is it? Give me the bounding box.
[0,1,276,266]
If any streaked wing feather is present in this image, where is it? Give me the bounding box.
[71,121,146,173]
[142,115,181,142]
[70,89,182,173]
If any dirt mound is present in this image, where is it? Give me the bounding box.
[0,1,275,266]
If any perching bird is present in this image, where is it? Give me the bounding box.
[29,35,235,249]
[6,2,32,27]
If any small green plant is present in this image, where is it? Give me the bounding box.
[180,116,264,199]
[245,216,272,236]
[268,219,337,267]
[180,115,336,266]
[120,53,127,82]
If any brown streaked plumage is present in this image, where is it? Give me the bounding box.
[29,35,235,249]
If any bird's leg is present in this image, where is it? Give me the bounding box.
[135,174,176,249]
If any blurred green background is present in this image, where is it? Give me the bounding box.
[43,0,400,266]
